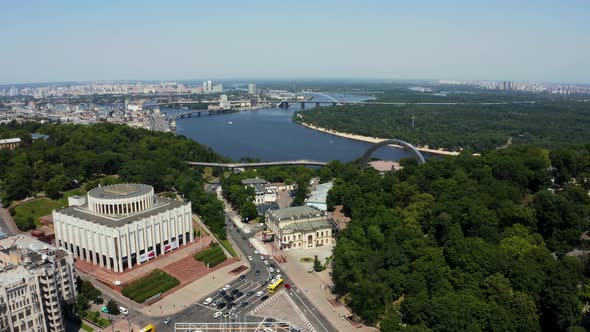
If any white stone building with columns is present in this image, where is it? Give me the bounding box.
[52,183,193,272]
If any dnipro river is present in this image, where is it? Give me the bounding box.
[169,93,419,162]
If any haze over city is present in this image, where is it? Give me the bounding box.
[1,0,589,84]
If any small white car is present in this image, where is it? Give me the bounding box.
[263,260,269,265]
[256,291,264,297]
[275,274,281,280]
[203,297,213,305]
[119,306,128,315]
[254,250,259,255]
[248,256,253,261]
[276,269,280,273]
[260,256,264,260]
[214,311,223,318]
[269,267,274,273]
[222,284,231,291]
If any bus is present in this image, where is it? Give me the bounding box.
[267,278,284,293]
[139,324,156,332]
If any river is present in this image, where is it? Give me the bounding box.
[170,93,419,162]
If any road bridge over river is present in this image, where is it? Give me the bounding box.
[186,160,328,169]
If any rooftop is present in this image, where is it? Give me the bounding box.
[54,196,187,228]
[88,183,152,200]
[0,137,21,144]
[241,178,267,185]
[269,206,325,221]
[282,219,332,233]
[305,181,333,204]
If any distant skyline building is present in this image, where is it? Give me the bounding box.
[207,80,212,92]
[248,83,257,95]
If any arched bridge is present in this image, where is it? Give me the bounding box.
[186,160,328,169]
[187,139,426,169]
[359,139,426,168]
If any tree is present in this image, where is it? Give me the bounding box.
[106,299,120,315]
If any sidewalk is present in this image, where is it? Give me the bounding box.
[281,250,377,332]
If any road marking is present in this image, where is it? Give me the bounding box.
[290,288,330,332]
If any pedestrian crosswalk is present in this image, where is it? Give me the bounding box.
[248,288,316,332]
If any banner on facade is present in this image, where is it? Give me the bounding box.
[164,240,179,253]
[139,250,155,263]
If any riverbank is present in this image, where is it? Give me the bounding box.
[298,122,460,156]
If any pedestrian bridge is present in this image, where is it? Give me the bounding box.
[186,160,328,168]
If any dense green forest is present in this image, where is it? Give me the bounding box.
[295,101,590,152]
[0,122,228,239]
[323,145,590,331]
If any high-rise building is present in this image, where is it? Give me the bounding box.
[202,81,208,93]
[248,83,257,95]
[53,183,193,272]
[0,235,77,332]
[207,80,212,93]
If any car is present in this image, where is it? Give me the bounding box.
[276,269,280,273]
[246,291,254,296]
[236,229,240,233]
[260,255,264,260]
[219,290,226,296]
[285,283,291,289]
[263,261,269,266]
[254,250,259,255]
[217,302,227,309]
[270,263,276,268]
[242,236,246,240]
[119,306,129,315]
[265,317,276,322]
[269,267,274,273]
[223,312,231,318]
[239,275,246,281]
[290,328,302,332]
[230,289,239,295]
[262,280,269,286]
[264,328,273,332]
[248,255,253,261]
[248,244,253,248]
[260,295,269,301]
[275,274,282,280]
[241,301,249,307]
[214,311,223,318]
[212,300,220,306]
[256,291,264,297]
[203,297,213,305]
[100,306,109,313]
[255,270,260,276]
[236,291,244,298]
[222,284,231,291]
[268,275,273,280]
[227,302,235,309]
[164,318,172,324]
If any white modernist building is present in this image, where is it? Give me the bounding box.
[53,183,193,272]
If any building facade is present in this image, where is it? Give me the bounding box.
[53,183,193,272]
[266,206,333,250]
[0,235,77,332]
[0,138,21,150]
[241,178,277,205]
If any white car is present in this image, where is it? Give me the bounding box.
[275,274,281,280]
[214,311,223,318]
[263,260,269,265]
[256,291,264,297]
[260,255,264,260]
[276,269,280,273]
[203,297,213,305]
[119,306,128,315]
[248,256,253,261]
[222,284,231,291]
[269,267,274,273]
[254,250,259,255]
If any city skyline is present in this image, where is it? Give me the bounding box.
[1,0,589,84]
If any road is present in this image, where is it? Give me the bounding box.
[120,184,337,331]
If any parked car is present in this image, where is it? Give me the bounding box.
[260,256,265,260]
[246,291,254,296]
[248,256,253,261]
[270,263,276,268]
[263,261,269,265]
[256,291,264,297]
[217,302,227,309]
[269,267,274,273]
[239,275,246,281]
[164,318,172,324]
[214,311,223,318]
[235,291,244,298]
[242,236,246,240]
[275,274,282,280]
[260,295,269,301]
[241,301,249,307]
[219,290,226,296]
[254,250,259,255]
[255,270,260,276]
[222,284,231,291]
[249,243,253,248]
[119,306,129,315]
[285,283,291,289]
[203,297,213,305]
[230,289,239,296]
[100,306,109,313]
[223,312,231,318]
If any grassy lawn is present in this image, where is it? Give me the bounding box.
[194,243,227,267]
[247,217,260,225]
[220,240,238,257]
[80,322,94,332]
[121,269,180,303]
[13,188,86,228]
[300,257,314,263]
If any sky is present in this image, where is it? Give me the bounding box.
[0,0,589,84]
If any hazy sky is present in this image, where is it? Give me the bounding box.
[1,0,589,84]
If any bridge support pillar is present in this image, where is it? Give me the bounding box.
[332,102,337,106]
[300,102,305,109]
[315,102,320,108]
[208,110,213,115]
[197,111,201,117]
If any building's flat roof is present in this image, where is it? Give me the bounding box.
[241,178,267,185]
[282,219,332,233]
[0,265,33,287]
[0,137,21,144]
[0,234,56,252]
[88,183,152,200]
[305,182,333,204]
[54,197,188,228]
[269,206,325,221]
